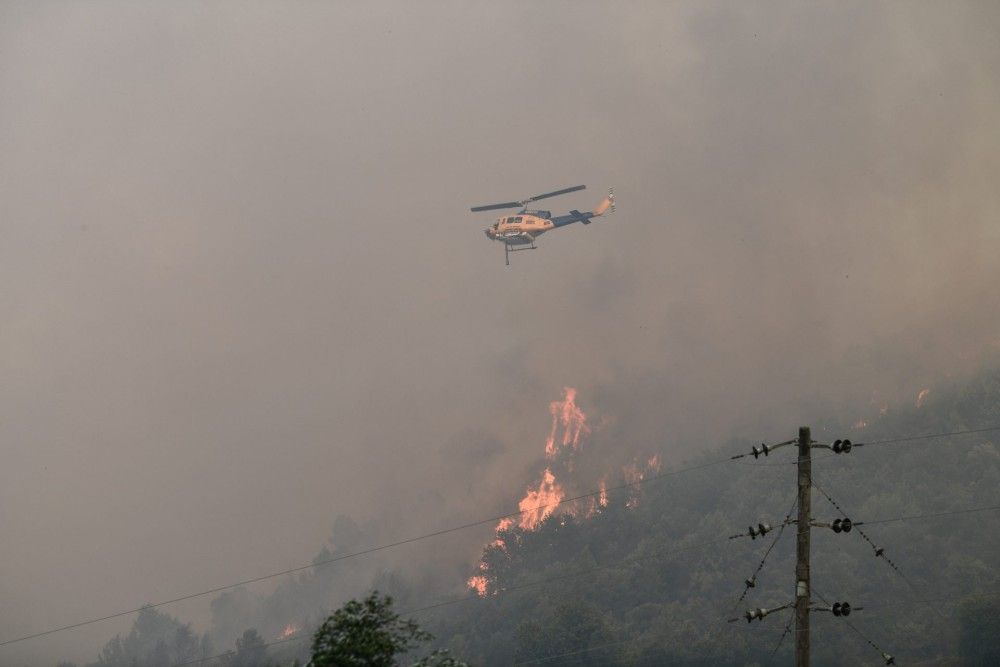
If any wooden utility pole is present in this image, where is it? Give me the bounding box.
[794,426,812,666]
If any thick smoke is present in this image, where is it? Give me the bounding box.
[1,2,999,664]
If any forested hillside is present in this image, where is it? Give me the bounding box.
[411,371,1000,666]
[71,370,1000,667]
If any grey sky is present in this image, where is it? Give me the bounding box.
[2,2,999,664]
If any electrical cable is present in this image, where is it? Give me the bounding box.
[203,505,997,667]
[171,534,736,667]
[9,424,997,652]
[858,425,1000,448]
[813,480,947,623]
[812,587,893,665]
[735,424,1000,468]
[0,456,733,648]
[769,609,795,658]
[861,504,1000,526]
[730,495,798,613]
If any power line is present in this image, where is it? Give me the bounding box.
[0,456,733,648]
[173,535,737,667]
[813,478,949,629]
[7,424,996,652]
[733,424,1000,467]
[730,495,798,611]
[812,480,905,573]
[770,610,795,658]
[181,502,999,667]
[188,495,998,666]
[861,504,1000,526]
[813,587,894,665]
[860,425,1000,447]
[187,498,999,667]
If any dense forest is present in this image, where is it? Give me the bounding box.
[63,369,1000,666]
[409,370,1000,666]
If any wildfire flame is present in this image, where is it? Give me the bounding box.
[545,387,590,458]
[467,575,488,596]
[278,624,298,640]
[468,387,664,597]
[916,388,930,408]
[506,468,566,532]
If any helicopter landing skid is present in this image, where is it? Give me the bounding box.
[504,243,536,266]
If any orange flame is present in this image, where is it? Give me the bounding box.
[916,388,930,408]
[622,455,663,508]
[513,468,565,531]
[469,388,663,596]
[467,575,489,596]
[545,387,590,458]
[278,624,298,640]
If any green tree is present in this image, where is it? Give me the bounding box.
[310,592,468,667]
[88,606,212,667]
[227,628,270,667]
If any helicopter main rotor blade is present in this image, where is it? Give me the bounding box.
[470,201,522,212]
[470,185,586,213]
[526,184,586,202]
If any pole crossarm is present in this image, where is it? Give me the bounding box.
[729,426,897,666]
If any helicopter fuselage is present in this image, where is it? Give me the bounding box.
[484,212,555,245]
[470,185,614,264]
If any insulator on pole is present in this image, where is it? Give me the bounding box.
[832,439,853,453]
[749,522,773,539]
[882,652,895,665]
[831,602,852,617]
[832,518,853,533]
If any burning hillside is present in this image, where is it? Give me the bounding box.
[467,387,661,596]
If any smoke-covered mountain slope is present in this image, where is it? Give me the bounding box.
[72,370,1000,667]
[412,370,1000,666]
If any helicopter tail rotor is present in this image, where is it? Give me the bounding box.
[592,188,616,217]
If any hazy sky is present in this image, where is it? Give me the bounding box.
[2,2,999,664]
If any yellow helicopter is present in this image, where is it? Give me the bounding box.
[470,185,615,265]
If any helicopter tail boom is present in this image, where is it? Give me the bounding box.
[550,189,616,227]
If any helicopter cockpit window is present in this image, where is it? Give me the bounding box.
[512,216,522,223]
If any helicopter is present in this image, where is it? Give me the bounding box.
[470,185,615,265]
